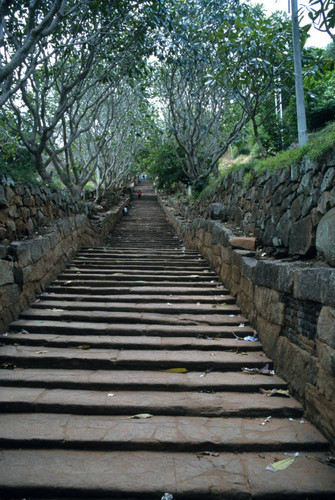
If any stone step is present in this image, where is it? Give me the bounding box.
[2,333,262,351]
[56,273,220,283]
[30,299,241,315]
[0,449,333,499]
[78,249,201,257]
[18,308,248,326]
[0,386,303,417]
[37,292,236,304]
[46,285,227,295]
[63,268,217,276]
[0,413,328,452]
[69,262,208,270]
[1,182,333,499]
[9,318,257,336]
[0,368,287,391]
[0,345,270,370]
[53,279,221,287]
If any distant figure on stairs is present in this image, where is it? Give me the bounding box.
[137,189,142,199]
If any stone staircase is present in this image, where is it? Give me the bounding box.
[0,182,334,499]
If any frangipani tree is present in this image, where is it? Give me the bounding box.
[1,0,170,194]
[153,0,250,187]
[212,4,295,155]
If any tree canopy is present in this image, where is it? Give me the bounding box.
[0,0,334,196]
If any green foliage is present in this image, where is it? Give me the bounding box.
[305,69,335,131]
[0,147,40,184]
[137,139,189,193]
[307,0,335,42]
[200,121,335,196]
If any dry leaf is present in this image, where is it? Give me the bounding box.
[120,413,153,420]
[164,368,188,373]
[266,457,295,472]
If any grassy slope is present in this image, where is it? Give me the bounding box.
[200,121,335,199]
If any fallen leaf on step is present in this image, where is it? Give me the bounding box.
[197,451,220,458]
[260,416,272,426]
[0,362,16,369]
[120,413,153,420]
[75,344,91,350]
[200,367,214,377]
[266,457,295,472]
[164,368,188,373]
[36,350,49,354]
[260,388,290,397]
[242,364,275,376]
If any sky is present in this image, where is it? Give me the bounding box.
[247,0,332,48]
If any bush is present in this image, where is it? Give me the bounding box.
[140,140,189,193]
[0,147,40,184]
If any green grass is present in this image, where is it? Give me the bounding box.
[199,121,335,198]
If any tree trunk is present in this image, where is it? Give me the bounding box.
[252,117,267,158]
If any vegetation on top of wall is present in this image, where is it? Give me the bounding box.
[199,120,335,199]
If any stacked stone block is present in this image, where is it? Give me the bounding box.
[173,152,335,264]
[0,196,128,334]
[159,196,335,450]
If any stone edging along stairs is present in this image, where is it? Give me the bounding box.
[0,182,334,499]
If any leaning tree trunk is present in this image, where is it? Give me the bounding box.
[252,117,267,158]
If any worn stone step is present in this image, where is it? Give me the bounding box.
[72,259,208,268]
[0,345,270,370]
[0,368,287,391]
[53,279,221,288]
[0,449,334,499]
[0,413,328,452]
[37,293,236,304]
[9,318,257,336]
[63,268,217,277]
[30,300,241,315]
[0,181,332,499]
[56,273,219,283]
[2,333,262,351]
[0,386,303,417]
[69,262,208,270]
[78,249,201,257]
[46,285,227,295]
[18,308,248,326]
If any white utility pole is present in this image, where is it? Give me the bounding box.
[291,0,308,145]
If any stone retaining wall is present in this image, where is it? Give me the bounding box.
[0,181,94,246]
[171,153,335,265]
[159,196,335,449]
[0,198,128,335]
